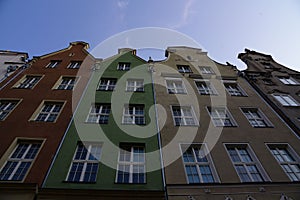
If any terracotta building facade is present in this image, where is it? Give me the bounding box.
[0,42,94,199]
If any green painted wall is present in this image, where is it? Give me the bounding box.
[44,52,163,191]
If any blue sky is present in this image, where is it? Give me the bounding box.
[1,0,300,71]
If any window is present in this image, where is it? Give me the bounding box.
[199,66,214,74]
[273,94,299,106]
[181,144,218,183]
[207,107,236,127]
[177,65,192,73]
[0,141,41,181]
[97,78,117,91]
[267,144,300,181]
[16,75,41,89]
[34,102,64,122]
[126,79,144,92]
[226,144,266,182]
[0,100,19,120]
[278,77,299,85]
[224,82,247,96]
[86,104,111,124]
[68,61,82,69]
[116,144,145,184]
[122,105,145,125]
[241,108,273,128]
[67,143,101,182]
[117,62,130,71]
[166,79,186,94]
[46,60,61,68]
[195,80,217,95]
[171,106,197,126]
[56,77,77,90]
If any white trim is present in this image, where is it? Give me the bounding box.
[165,78,187,94]
[240,107,273,128]
[170,105,199,126]
[179,143,220,183]
[224,143,271,183]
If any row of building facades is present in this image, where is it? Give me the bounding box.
[0,42,299,200]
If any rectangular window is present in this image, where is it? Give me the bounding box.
[241,108,273,128]
[273,94,299,106]
[166,79,186,94]
[195,80,217,95]
[67,143,101,182]
[126,79,144,92]
[86,104,111,124]
[68,61,82,69]
[226,144,266,182]
[56,77,77,90]
[199,66,214,74]
[0,100,19,121]
[181,144,218,183]
[122,105,145,125]
[35,102,64,122]
[0,141,41,181]
[177,65,192,73]
[97,78,117,91]
[16,75,42,89]
[117,62,130,71]
[46,60,61,68]
[267,144,300,181]
[171,106,197,126]
[224,82,247,96]
[278,77,299,85]
[207,107,236,127]
[116,144,145,184]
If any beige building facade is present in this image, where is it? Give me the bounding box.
[151,47,300,200]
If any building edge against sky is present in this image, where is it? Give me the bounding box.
[0,41,299,199]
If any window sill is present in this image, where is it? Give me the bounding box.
[63,180,96,184]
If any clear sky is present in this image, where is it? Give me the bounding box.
[1,0,300,71]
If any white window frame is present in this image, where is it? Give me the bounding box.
[225,143,269,182]
[199,66,215,74]
[46,60,61,68]
[194,80,217,95]
[0,99,20,121]
[116,145,146,184]
[122,105,145,125]
[97,78,117,91]
[267,143,300,182]
[207,107,237,127]
[86,104,111,124]
[240,107,273,128]
[177,65,192,73]
[165,78,187,94]
[126,79,144,92]
[56,76,77,90]
[66,143,102,182]
[15,75,42,89]
[67,61,82,69]
[272,94,300,107]
[0,141,42,181]
[223,81,247,96]
[171,105,198,126]
[180,143,219,183]
[117,62,130,71]
[33,101,65,122]
[278,77,299,85]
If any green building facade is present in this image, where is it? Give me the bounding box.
[42,49,164,199]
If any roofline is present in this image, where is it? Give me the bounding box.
[32,41,91,60]
[0,50,28,58]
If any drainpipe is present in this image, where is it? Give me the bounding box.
[148,58,168,200]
